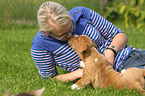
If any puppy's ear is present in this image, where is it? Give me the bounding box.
[93,41,98,49]
[79,42,88,53]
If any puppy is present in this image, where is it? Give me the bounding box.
[69,35,145,94]
[5,87,44,96]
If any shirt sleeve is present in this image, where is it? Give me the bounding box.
[89,10,124,41]
[31,49,58,78]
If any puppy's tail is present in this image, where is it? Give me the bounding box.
[141,69,145,77]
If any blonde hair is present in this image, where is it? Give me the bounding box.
[37,1,71,34]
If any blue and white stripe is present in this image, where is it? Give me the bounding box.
[31,50,58,78]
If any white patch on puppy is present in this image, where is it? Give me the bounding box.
[95,58,98,62]
[79,61,85,68]
[121,69,126,73]
[71,84,82,90]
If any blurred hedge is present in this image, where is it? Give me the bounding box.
[103,0,145,30]
[0,0,100,29]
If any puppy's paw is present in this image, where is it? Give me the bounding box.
[71,84,82,90]
[79,61,85,68]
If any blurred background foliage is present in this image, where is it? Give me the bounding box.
[0,0,145,30]
[0,0,100,29]
[104,0,145,30]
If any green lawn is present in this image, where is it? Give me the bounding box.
[0,22,145,96]
[1,0,145,96]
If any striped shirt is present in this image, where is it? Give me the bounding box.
[31,7,133,78]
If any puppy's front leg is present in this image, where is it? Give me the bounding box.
[71,77,91,90]
[71,71,92,90]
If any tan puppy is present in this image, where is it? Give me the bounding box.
[69,35,145,94]
[5,87,44,96]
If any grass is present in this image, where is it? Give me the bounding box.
[0,22,145,96]
[0,0,145,95]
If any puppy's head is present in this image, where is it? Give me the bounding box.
[69,35,97,60]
